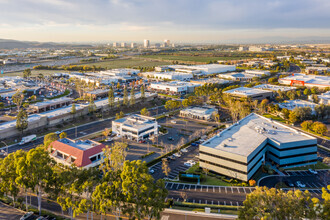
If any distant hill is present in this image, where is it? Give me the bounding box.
[0,38,92,49]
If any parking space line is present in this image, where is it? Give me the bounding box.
[224,201,226,206]
[189,185,191,190]
[165,182,168,188]
[200,186,203,192]
[231,187,233,193]
[207,186,208,192]
[225,187,227,193]
[205,200,207,204]
[237,188,240,193]
[236,202,239,206]
[219,187,221,193]
[230,201,233,206]
[249,188,252,193]
[213,186,215,192]
[176,184,179,189]
[199,200,201,204]
[195,185,197,191]
[193,199,195,203]
[218,201,220,205]
[243,188,246,193]
[212,201,213,205]
[170,183,173,189]
[177,198,179,202]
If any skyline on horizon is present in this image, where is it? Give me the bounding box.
[0,0,330,43]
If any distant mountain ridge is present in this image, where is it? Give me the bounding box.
[0,38,92,49]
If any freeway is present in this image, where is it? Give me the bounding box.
[0,105,167,156]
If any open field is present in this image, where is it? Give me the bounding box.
[0,69,70,77]
[140,54,253,63]
[75,57,171,69]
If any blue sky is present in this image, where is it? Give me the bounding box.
[0,0,329,43]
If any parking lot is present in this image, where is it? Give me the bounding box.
[259,169,330,190]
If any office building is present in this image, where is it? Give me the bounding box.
[278,100,318,114]
[49,138,106,168]
[154,72,193,81]
[309,91,330,105]
[113,42,119,47]
[254,84,295,92]
[112,114,158,142]
[144,39,150,48]
[278,73,330,88]
[131,42,137,48]
[180,106,217,121]
[121,42,127,48]
[199,113,317,181]
[149,81,200,94]
[29,97,73,113]
[223,87,273,100]
[164,39,170,47]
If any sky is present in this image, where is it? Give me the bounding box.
[0,0,330,43]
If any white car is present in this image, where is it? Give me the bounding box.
[296,181,306,188]
[308,169,318,174]
[181,148,188,153]
[173,153,181,158]
[170,120,176,124]
[20,212,34,220]
[148,168,155,174]
[184,162,193,167]
[55,130,63,135]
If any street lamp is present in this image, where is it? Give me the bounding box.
[71,123,78,139]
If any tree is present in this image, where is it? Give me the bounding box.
[140,84,146,102]
[0,153,21,207]
[303,88,311,96]
[164,100,181,111]
[102,128,111,139]
[312,122,328,135]
[24,147,55,215]
[71,103,76,114]
[248,179,256,187]
[140,107,150,116]
[108,87,115,108]
[88,97,97,115]
[289,111,298,124]
[162,158,171,178]
[16,108,28,135]
[130,88,135,106]
[301,120,314,131]
[115,111,125,119]
[259,99,269,114]
[121,160,167,220]
[182,99,189,108]
[315,104,330,120]
[293,107,312,122]
[239,186,323,220]
[23,69,32,78]
[116,82,121,90]
[12,90,24,111]
[101,142,128,172]
[268,77,278,84]
[123,87,129,106]
[59,132,67,139]
[44,132,58,148]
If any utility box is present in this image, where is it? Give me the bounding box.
[205,207,211,214]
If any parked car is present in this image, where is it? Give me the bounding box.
[148,168,155,174]
[184,162,193,167]
[181,148,188,153]
[296,181,306,188]
[55,130,63,135]
[173,153,181,158]
[284,180,295,187]
[167,137,174,141]
[191,142,199,147]
[308,169,318,174]
[170,120,176,124]
[20,212,34,220]
[139,139,146,143]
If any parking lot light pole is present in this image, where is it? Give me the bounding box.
[71,124,78,138]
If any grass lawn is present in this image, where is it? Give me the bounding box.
[262,114,287,123]
[200,176,231,186]
[1,69,70,77]
[285,161,330,171]
[75,57,171,69]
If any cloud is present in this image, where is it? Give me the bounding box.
[0,0,329,42]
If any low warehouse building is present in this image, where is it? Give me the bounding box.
[180,106,217,121]
[199,113,317,181]
[223,87,273,100]
[112,114,158,142]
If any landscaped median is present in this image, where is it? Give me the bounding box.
[168,200,240,215]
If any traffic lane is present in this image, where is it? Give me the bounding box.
[0,202,26,220]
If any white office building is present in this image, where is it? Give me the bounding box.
[278,73,330,88]
[112,114,158,142]
[154,72,193,81]
[144,39,150,48]
[309,91,330,105]
[199,113,317,181]
[160,64,236,75]
[149,81,200,94]
[180,106,217,121]
[254,84,295,92]
[223,87,273,100]
[278,100,318,114]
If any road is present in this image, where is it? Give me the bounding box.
[0,105,167,156]
[0,202,27,220]
[288,63,301,73]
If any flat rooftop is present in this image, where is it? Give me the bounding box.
[190,78,232,84]
[114,114,156,129]
[30,97,73,108]
[181,106,216,115]
[278,99,318,110]
[254,84,295,92]
[58,138,101,151]
[201,113,315,157]
[84,89,109,95]
[0,114,43,130]
[280,73,330,87]
[39,104,86,118]
[224,87,271,96]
